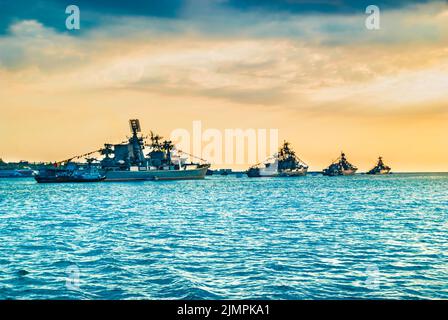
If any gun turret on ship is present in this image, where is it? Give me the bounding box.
[367,157,391,175]
[322,152,357,176]
[247,141,308,177]
[100,119,210,181]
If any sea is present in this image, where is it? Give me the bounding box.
[0,173,447,300]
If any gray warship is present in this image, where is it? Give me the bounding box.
[100,120,209,181]
[35,159,105,183]
[247,141,308,177]
[34,120,209,183]
[322,152,357,176]
[367,157,391,175]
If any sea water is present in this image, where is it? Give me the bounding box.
[0,174,447,299]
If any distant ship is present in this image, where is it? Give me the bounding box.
[323,152,357,176]
[0,169,35,178]
[367,157,391,175]
[247,141,308,177]
[0,158,36,178]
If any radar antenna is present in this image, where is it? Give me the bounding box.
[129,119,141,136]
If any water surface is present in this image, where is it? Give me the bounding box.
[0,174,447,299]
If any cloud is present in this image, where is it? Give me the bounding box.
[0,0,184,34]
[310,61,448,114]
[0,20,87,70]
[225,0,434,14]
[0,0,440,34]
[0,1,447,114]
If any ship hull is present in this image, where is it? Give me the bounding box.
[104,165,209,181]
[247,168,308,178]
[0,169,35,178]
[247,168,260,177]
[367,169,391,175]
[35,176,105,183]
[279,169,308,177]
[323,169,357,176]
[0,170,23,178]
[342,169,357,176]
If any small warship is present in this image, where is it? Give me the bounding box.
[323,152,357,176]
[247,141,308,177]
[0,159,36,178]
[367,157,391,175]
[35,160,105,183]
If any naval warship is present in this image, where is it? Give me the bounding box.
[323,152,358,176]
[100,120,209,181]
[247,141,308,177]
[34,120,210,182]
[0,159,36,178]
[35,160,105,183]
[367,157,391,175]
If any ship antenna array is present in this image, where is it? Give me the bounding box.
[177,150,209,164]
[55,135,135,165]
[56,148,102,165]
[331,154,342,165]
[250,153,278,168]
[295,155,308,167]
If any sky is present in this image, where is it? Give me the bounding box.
[0,0,448,171]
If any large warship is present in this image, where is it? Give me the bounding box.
[367,157,391,175]
[322,152,357,176]
[35,120,209,182]
[100,120,209,181]
[247,141,308,177]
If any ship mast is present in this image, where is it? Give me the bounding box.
[128,119,145,166]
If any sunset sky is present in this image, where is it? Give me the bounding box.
[1,0,448,171]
